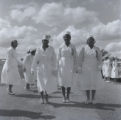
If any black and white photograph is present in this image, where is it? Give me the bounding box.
[0,0,121,120]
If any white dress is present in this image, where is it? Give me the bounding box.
[32,46,57,94]
[58,43,77,87]
[78,45,102,90]
[1,47,21,85]
[102,59,112,78]
[18,61,24,80]
[111,61,119,79]
[23,54,35,84]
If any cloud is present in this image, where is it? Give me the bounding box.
[53,19,121,50]
[105,42,121,52]
[6,2,121,57]
[0,18,11,28]
[104,41,121,58]
[0,18,37,47]
[33,2,99,28]
[0,17,38,58]
[91,19,121,40]
[10,5,36,22]
[33,2,121,43]
[10,2,121,43]
[33,3,65,26]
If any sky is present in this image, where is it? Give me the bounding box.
[0,0,121,58]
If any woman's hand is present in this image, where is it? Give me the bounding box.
[23,68,26,72]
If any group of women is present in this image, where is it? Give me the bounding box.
[1,32,103,104]
[102,57,120,81]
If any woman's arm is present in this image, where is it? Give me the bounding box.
[78,47,84,68]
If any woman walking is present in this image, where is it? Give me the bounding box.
[1,40,21,95]
[23,49,36,90]
[58,32,77,103]
[78,36,102,104]
[31,35,57,104]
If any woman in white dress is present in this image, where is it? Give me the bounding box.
[31,35,57,104]
[1,40,21,95]
[18,58,25,80]
[58,32,77,103]
[102,57,112,81]
[23,49,36,90]
[78,37,102,104]
[111,59,119,81]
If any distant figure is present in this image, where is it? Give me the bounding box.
[1,40,21,95]
[102,57,112,81]
[31,35,57,104]
[111,59,119,81]
[78,36,102,104]
[58,32,77,103]
[18,58,25,80]
[23,49,36,90]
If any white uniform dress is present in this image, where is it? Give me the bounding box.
[23,54,35,84]
[102,59,112,78]
[32,46,57,94]
[78,45,102,90]
[111,61,119,79]
[18,61,24,80]
[1,47,21,85]
[58,43,77,88]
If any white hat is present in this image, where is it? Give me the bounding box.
[27,46,36,52]
[65,31,71,35]
[42,34,51,41]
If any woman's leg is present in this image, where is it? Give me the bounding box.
[45,91,49,103]
[61,86,66,102]
[92,90,96,103]
[40,91,44,104]
[8,84,12,92]
[85,90,90,104]
[67,87,71,102]
[8,84,14,95]
[26,83,30,90]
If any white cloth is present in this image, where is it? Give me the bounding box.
[18,61,24,79]
[58,43,77,87]
[1,47,21,85]
[102,59,112,78]
[32,46,57,93]
[23,54,35,83]
[111,61,119,78]
[78,45,103,90]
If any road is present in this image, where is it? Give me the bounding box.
[0,80,121,120]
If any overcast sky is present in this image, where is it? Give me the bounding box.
[0,0,121,58]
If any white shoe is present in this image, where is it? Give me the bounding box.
[62,98,66,103]
[92,100,96,104]
[8,91,15,95]
[85,100,90,104]
[66,99,70,103]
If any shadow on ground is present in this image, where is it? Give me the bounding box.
[14,94,40,98]
[14,93,62,99]
[48,101,121,111]
[0,109,55,119]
